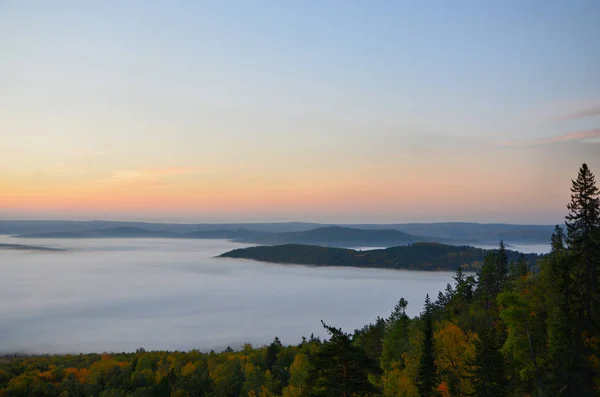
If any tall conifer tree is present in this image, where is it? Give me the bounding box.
[417,295,436,397]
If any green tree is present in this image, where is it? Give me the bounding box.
[563,163,600,396]
[496,240,509,287]
[354,316,386,363]
[381,299,410,372]
[477,252,498,312]
[566,163,600,322]
[416,295,436,397]
[472,329,506,397]
[542,247,576,396]
[305,321,378,397]
[509,254,528,279]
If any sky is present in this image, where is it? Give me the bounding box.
[1,1,599,224]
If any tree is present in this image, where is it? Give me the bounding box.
[498,289,543,393]
[477,252,498,312]
[551,225,566,253]
[210,358,244,397]
[542,250,576,396]
[566,163,600,248]
[416,295,436,397]
[282,353,309,396]
[471,329,506,397]
[558,163,600,396]
[434,321,477,397]
[265,337,281,372]
[388,298,408,324]
[354,317,386,363]
[381,300,411,372]
[496,240,509,287]
[305,321,378,397]
[566,163,600,326]
[509,254,528,279]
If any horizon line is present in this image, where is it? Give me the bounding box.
[0,219,560,227]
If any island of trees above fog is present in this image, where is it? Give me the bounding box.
[1,163,599,397]
[219,242,539,272]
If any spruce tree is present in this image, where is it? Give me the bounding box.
[510,253,528,279]
[544,249,576,396]
[388,298,408,324]
[265,337,281,372]
[563,163,600,395]
[496,240,509,286]
[477,252,498,312]
[305,321,377,397]
[566,163,600,324]
[417,294,436,397]
[566,163,600,248]
[381,299,410,371]
[472,328,507,397]
[551,225,566,253]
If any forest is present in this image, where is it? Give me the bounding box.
[219,242,540,271]
[0,163,599,397]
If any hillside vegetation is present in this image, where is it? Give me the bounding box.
[219,242,540,271]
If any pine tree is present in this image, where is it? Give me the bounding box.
[496,240,509,286]
[265,337,281,372]
[381,299,410,371]
[472,328,506,397]
[543,249,576,396]
[509,253,528,279]
[563,163,600,395]
[454,266,475,302]
[417,294,436,397]
[305,321,377,397]
[477,252,498,312]
[551,225,566,253]
[566,163,600,248]
[566,163,600,324]
[388,298,408,324]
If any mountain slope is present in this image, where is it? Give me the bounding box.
[235,226,418,247]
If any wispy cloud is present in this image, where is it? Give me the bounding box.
[110,167,202,184]
[501,129,600,147]
[555,105,600,122]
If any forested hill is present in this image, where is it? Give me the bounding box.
[219,242,540,271]
[236,226,419,247]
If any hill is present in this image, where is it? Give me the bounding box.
[15,226,425,247]
[0,243,65,252]
[236,226,418,247]
[17,226,179,239]
[219,242,541,271]
[2,220,554,245]
[351,222,555,244]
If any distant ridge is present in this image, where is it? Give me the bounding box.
[18,226,179,239]
[5,220,554,246]
[234,226,418,247]
[0,243,65,252]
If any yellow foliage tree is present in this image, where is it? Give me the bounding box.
[181,362,197,377]
[381,364,418,397]
[434,321,477,397]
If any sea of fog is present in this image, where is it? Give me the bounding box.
[0,236,548,354]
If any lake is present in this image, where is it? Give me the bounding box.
[0,236,546,354]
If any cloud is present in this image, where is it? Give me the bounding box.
[501,129,600,147]
[555,105,600,122]
[110,167,202,184]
